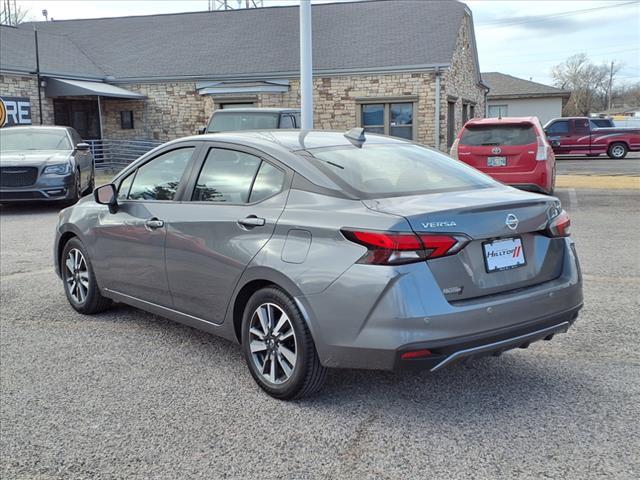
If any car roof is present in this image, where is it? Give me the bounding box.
[465,117,539,126]
[0,125,71,132]
[213,108,300,114]
[180,129,411,152]
[145,130,414,194]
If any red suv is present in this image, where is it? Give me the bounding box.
[450,117,555,195]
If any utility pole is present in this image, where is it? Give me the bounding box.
[299,0,313,129]
[34,28,43,124]
[607,60,614,111]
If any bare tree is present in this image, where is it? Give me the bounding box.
[1,0,33,26]
[552,54,622,115]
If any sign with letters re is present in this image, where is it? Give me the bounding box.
[0,96,32,127]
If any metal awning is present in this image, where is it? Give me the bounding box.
[196,79,290,96]
[45,78,146,99]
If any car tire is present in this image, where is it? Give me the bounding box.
[547,167,556,195]
[607,142,628,159]
[85,169,95,195]
[241,286,328,400]
[61,237,112,314]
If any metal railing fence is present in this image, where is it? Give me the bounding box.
[86,139,162,171]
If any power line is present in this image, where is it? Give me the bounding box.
[477,1,639,29]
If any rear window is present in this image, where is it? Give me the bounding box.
[460,124,537,146]
[208,112,279,132]
[307,144,496,198]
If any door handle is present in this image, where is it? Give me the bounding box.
[145,218,165,230]
[238,215,265,228]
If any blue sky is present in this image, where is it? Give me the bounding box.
[15,0,640,87]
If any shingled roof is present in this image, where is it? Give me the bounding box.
[482,72,570,99]
[1,0,473,82]
[0,25,104,79]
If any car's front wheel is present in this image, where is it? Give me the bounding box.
[242,287,328,399]
[607,142,628,159]
[61,237,111,314]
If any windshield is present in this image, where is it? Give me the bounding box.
[460,124,537,146]
[208,112,280,132]
[0,129,72,152]
[307,144,497,198]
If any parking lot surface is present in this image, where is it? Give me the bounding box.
[1,186,639,479]
[556,152,640,176]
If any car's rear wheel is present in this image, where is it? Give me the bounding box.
[61,238,111,314]
[608,142,628,159]
[242,287,327,399]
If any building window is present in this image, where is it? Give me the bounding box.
[360,101,414,140]
[361,104,385,134]
[120,111,134,129]
[462,103,469,124]
[447,100,456,148]
[469,104,475,119]
[488,105,508,118]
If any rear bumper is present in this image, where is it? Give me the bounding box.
[394,305,580,371]
[298,238,582,371]
[480,161,553,194]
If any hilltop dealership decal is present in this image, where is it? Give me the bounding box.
[0,97,32,127]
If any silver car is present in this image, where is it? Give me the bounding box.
[54,130,583,399]
[0,126,95,203]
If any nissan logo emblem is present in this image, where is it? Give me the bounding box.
[491,146,502,154]
[505,213,519,231]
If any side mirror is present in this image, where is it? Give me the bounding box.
[76,142,90,151]
[198,126,207,135]
[94,183,118,213]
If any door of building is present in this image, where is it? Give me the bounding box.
[53,99,100,139]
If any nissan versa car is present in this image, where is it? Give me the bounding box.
[451,117,556,195]
[0,126,95,203]
[54,130,583,399]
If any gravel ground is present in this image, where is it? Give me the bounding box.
[1,187,639,480]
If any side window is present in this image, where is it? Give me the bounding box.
[192,148,261,203]
[279,115,295,128]
[546,121,569,135]
[250,162,286,203]
[128,147,194,201]
[118,172,134,200]
[573,119,590,135]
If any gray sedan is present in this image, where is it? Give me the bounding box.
[0,126,94,203]
[53,130,583,399]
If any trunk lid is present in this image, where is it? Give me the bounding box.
[363,187,564,301]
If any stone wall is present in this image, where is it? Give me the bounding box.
[101,81,209,140]
[441,12,486,149]
[0,74,54,125]
[105,73,442,146]
[260,73,440,146]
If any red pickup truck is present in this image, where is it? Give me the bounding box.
[543,117,640,159]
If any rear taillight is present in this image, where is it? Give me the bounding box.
[341,229,470,265]
[546,210,571,237]
[450,139,459,159]
[536,136,550,161]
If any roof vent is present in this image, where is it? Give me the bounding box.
[344,127,366,148]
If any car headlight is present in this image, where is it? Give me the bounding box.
[43,163,71,175]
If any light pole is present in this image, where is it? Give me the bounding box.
[299,0,313,129]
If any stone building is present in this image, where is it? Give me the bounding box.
[0,0,486,151]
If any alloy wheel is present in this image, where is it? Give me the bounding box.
[249,302,297,384]
[64,248,89,304]
[611,145,625,158]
